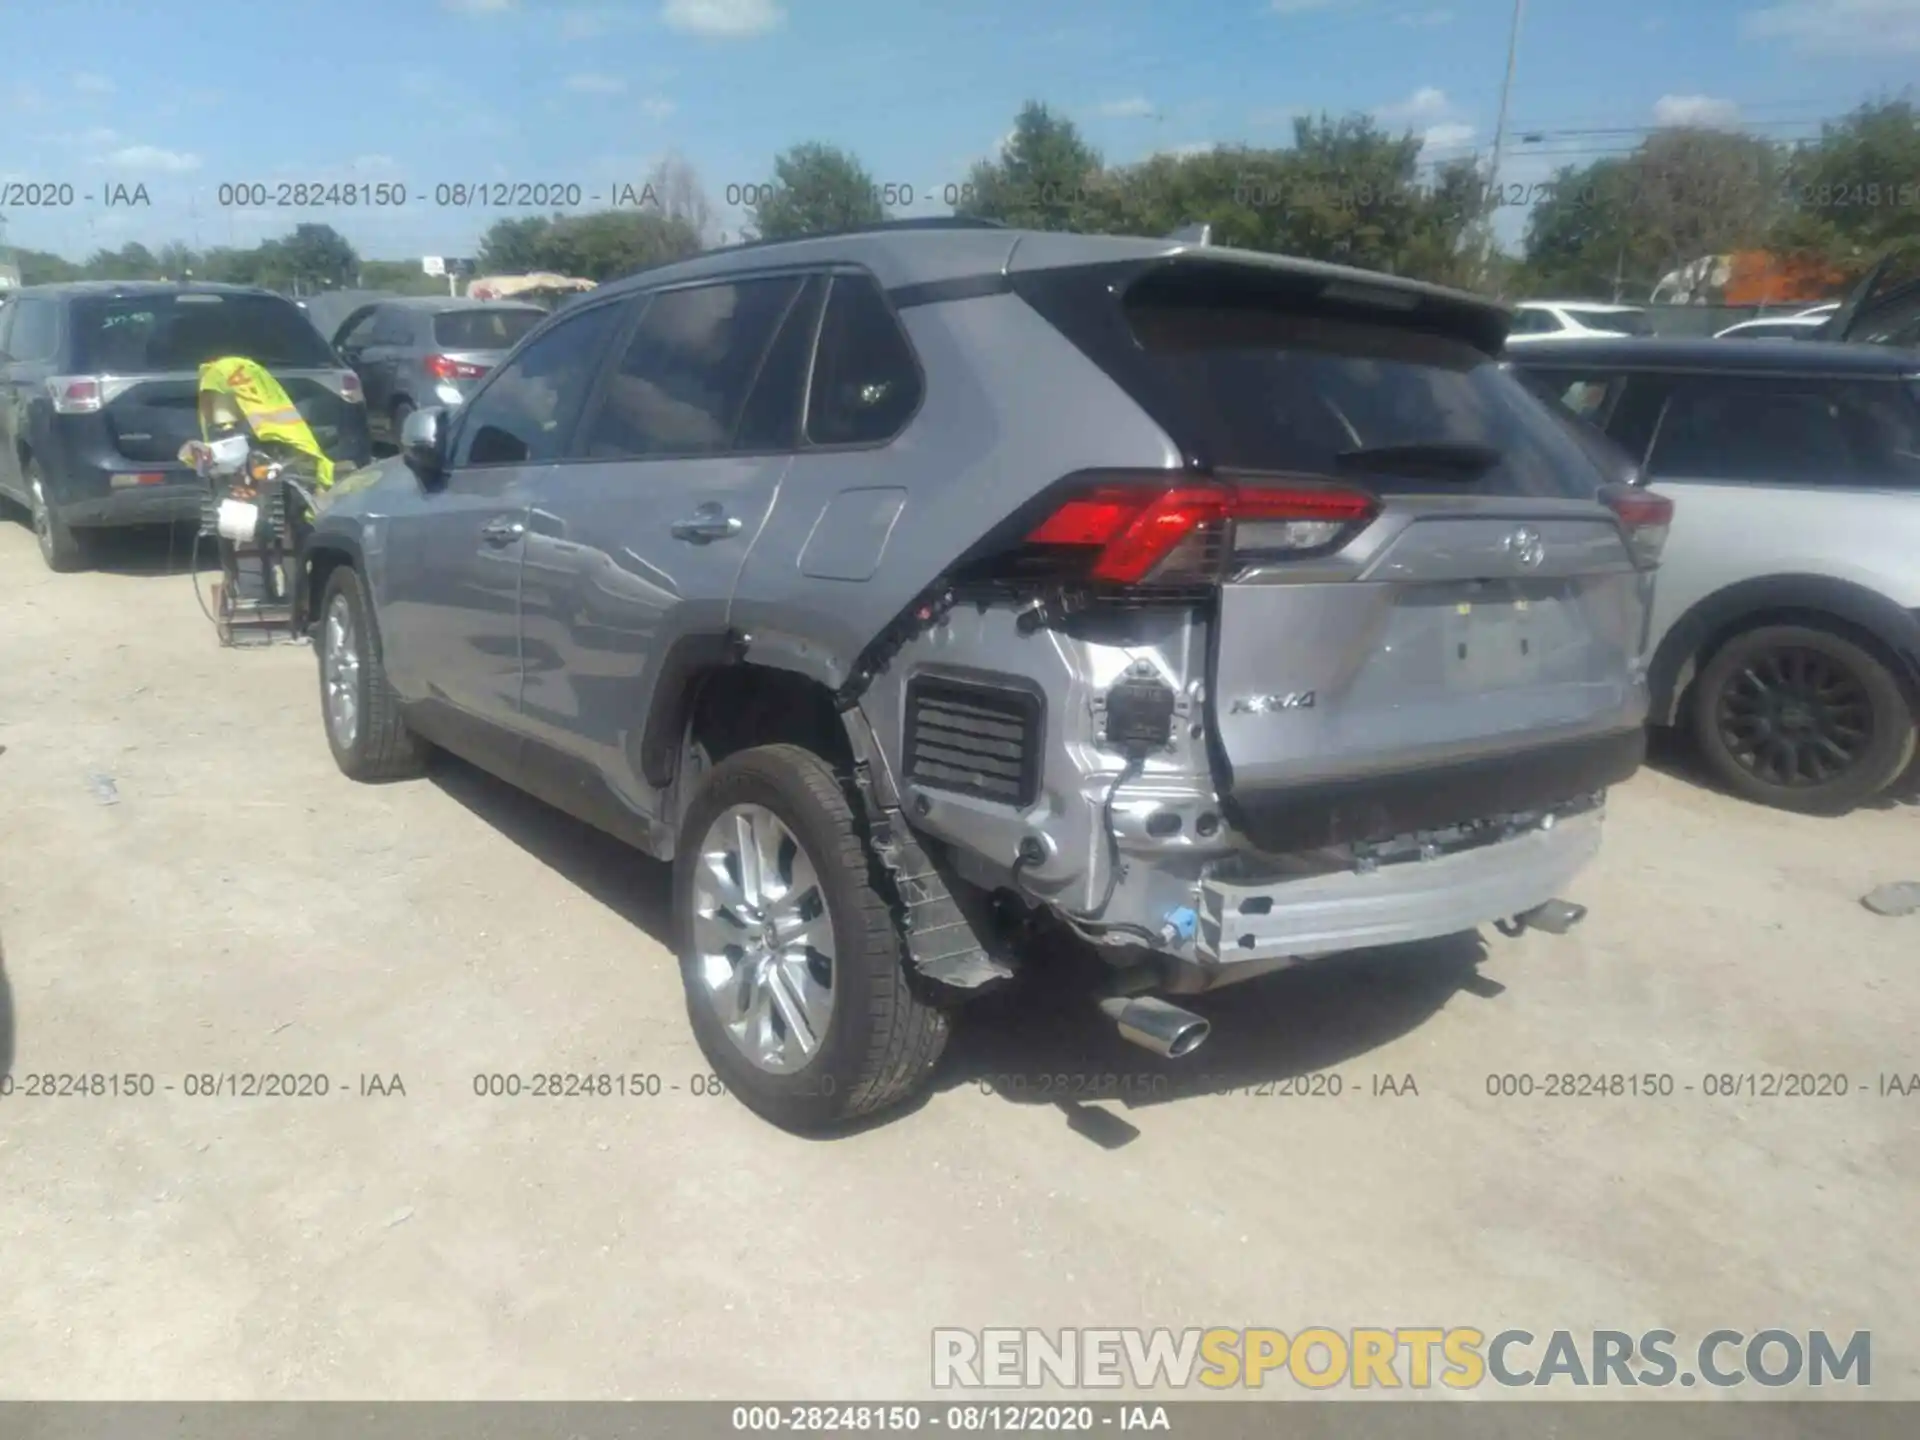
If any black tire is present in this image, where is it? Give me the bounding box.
[672,744,949,1133]
[390,400,415,448]
[316,565,428,782]
[1691,623,1916,814]
[24,456,90,573]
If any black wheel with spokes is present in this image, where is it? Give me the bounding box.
[1692,624,1915,814]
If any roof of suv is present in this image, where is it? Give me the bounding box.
[593,219,1508,327]
[1508,334,1920,376]
[16,280,291,303]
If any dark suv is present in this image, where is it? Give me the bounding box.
[0,282,371,571]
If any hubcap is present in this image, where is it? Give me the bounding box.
[690,803,835,1074]
[1716,645,1873,789]
[322,593,362,750]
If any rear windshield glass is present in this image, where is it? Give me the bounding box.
[71,293,336,373]
[1570,308,1653,337]
[434,308,543,350]
[1018,261,1607,498]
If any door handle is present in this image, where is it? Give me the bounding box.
[480,517,526,546]
[671,504,743,543]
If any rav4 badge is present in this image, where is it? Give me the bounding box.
[1230,691,1316,714]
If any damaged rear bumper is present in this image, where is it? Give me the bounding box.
[1191,803,1604,974]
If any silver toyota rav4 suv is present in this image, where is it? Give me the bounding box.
[302,220,1667,1131]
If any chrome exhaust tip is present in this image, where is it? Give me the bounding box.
[1099,995,1211,1059]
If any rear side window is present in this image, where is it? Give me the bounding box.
[5,298,59,362]
[1646,377,1920,487]
[368,308,414,346]
[1511,367,1621,425]
[1021,260,1607,498]
[1509,308,1561,335]
[576,275,803,461]
[435,308,542,351]
[70,292,335,372]
[453,300,624,468]
[805,274,922,446]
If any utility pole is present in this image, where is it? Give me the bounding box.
[1479,0,1528,289]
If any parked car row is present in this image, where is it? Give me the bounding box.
[0,281,371,570]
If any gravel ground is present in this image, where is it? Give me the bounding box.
[1,518,1916,1401]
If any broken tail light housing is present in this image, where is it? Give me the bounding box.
[1599,482,1673,569]
[1024,473,1378,585]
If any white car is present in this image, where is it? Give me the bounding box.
[1715,303,1839,341]
[1506,301,1655,344]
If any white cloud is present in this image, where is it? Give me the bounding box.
[1399,7,1454,25]
[1744,0,1920,55]
[1421,121,1476,150]
[1652,93,1743,128]
[73,72,114,94]
[1097,96,1155,119]
[660,0,784,37]
[97,145,202,173]
[1377,85,1452,125]
[641,96,677,118]
[565,73,626,93]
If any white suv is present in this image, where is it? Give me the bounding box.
[1510,335,1920,813]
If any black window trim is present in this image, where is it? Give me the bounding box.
[561,271,820,469]
[444,293,635,473]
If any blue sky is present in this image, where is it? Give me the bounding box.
[3,0,1917,264]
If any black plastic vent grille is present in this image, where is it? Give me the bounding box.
[904,677,1043,807]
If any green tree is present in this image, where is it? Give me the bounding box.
[958,101,1111,231]
[530,210,702,280]
[358,259,447,295]
[280,222,359,291]
[12,247,84,284]
[749,142,887,241]
[85,242,162,280]
[476,214,558,274]
[1772,99,1920,265]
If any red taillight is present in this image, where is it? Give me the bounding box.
[338,369,364,404]
[1024,476,1377,585]
[46,376,104,414]
[1600,483,1673,568]
[426,354,488,381]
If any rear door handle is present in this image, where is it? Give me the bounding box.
[480,517,526,547]
[671,503,742,543]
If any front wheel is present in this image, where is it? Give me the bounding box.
[673,744,950,1133]
[1691,624,1916,814]
[317,565,428,782]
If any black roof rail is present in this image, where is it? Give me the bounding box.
[606,216,1008,287]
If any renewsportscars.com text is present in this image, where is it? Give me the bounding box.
[931,1327,1871,1390]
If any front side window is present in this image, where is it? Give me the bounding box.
[451,301,623,468]
[577,276,803,460]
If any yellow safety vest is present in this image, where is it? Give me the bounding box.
[197,355,334,489]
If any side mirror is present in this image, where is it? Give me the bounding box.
[401,405,451,485]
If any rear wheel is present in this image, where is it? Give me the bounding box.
[673,744,949,1133]
[25,458,90,573]
[1691,624,1915,814]
[317,565,428,782]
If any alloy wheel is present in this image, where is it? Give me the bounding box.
[1714,644,1873,789]
[689,803,836,1074]
[322,591,362,751]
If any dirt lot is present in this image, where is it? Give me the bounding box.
[1,517,1917,1401]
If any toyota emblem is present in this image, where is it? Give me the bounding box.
[1504,526,1545,569]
